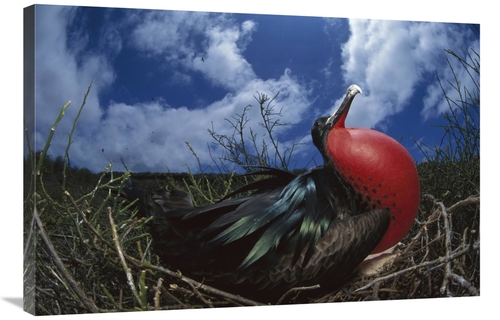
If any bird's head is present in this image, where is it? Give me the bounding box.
[312,85,420,254]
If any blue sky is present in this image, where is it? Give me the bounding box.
[29,4,479,173]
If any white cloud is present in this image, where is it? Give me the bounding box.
[33,7,313,173]
[94,68,311,173]
[34,5,115,154]
[129,10,258,92]
[334,19,479,129]
[195,23,257,90]
[421,45,480,120]
[128,10,211,58]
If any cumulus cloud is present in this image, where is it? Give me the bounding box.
[421,45,479,120]
[195,22,257,90]
[33,5,115,154]
[89,67,311,173]
[31,7,478,174]
[331,19,479,129]
[33,7,312,173]
[128,10,212,58]
[129,10,258,91]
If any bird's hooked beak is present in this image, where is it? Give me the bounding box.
[326,84,363,129]
[311,84,363,157]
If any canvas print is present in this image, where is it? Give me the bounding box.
[24,4,480,315]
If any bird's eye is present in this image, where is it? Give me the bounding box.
[313,117,326,129]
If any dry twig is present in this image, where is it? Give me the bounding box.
[276,284,321,304]
[353,195,480,297]
[34,208,99,313]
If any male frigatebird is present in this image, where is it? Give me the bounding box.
[123,85,420,302]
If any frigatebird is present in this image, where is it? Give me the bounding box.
[123,85,420,302]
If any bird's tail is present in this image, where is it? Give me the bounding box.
[121,167,296,219]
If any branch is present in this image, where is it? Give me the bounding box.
[449,273,479,296]
[153,278,163,310]
[34,208,100,313]
[438,201,453,295]
[108,206,145,310]
[128,258,265,307]
[276,284,321,304]
[447,195,480,213]
[354,241,478,293]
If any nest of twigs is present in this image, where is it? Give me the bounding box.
[318,193,480,303]
[24,165,480,314]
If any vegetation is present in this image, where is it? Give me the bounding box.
[24,48,479,314]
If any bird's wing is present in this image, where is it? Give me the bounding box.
[234,207,391,294]
[200,167,345,269]
[121,169,297,266]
